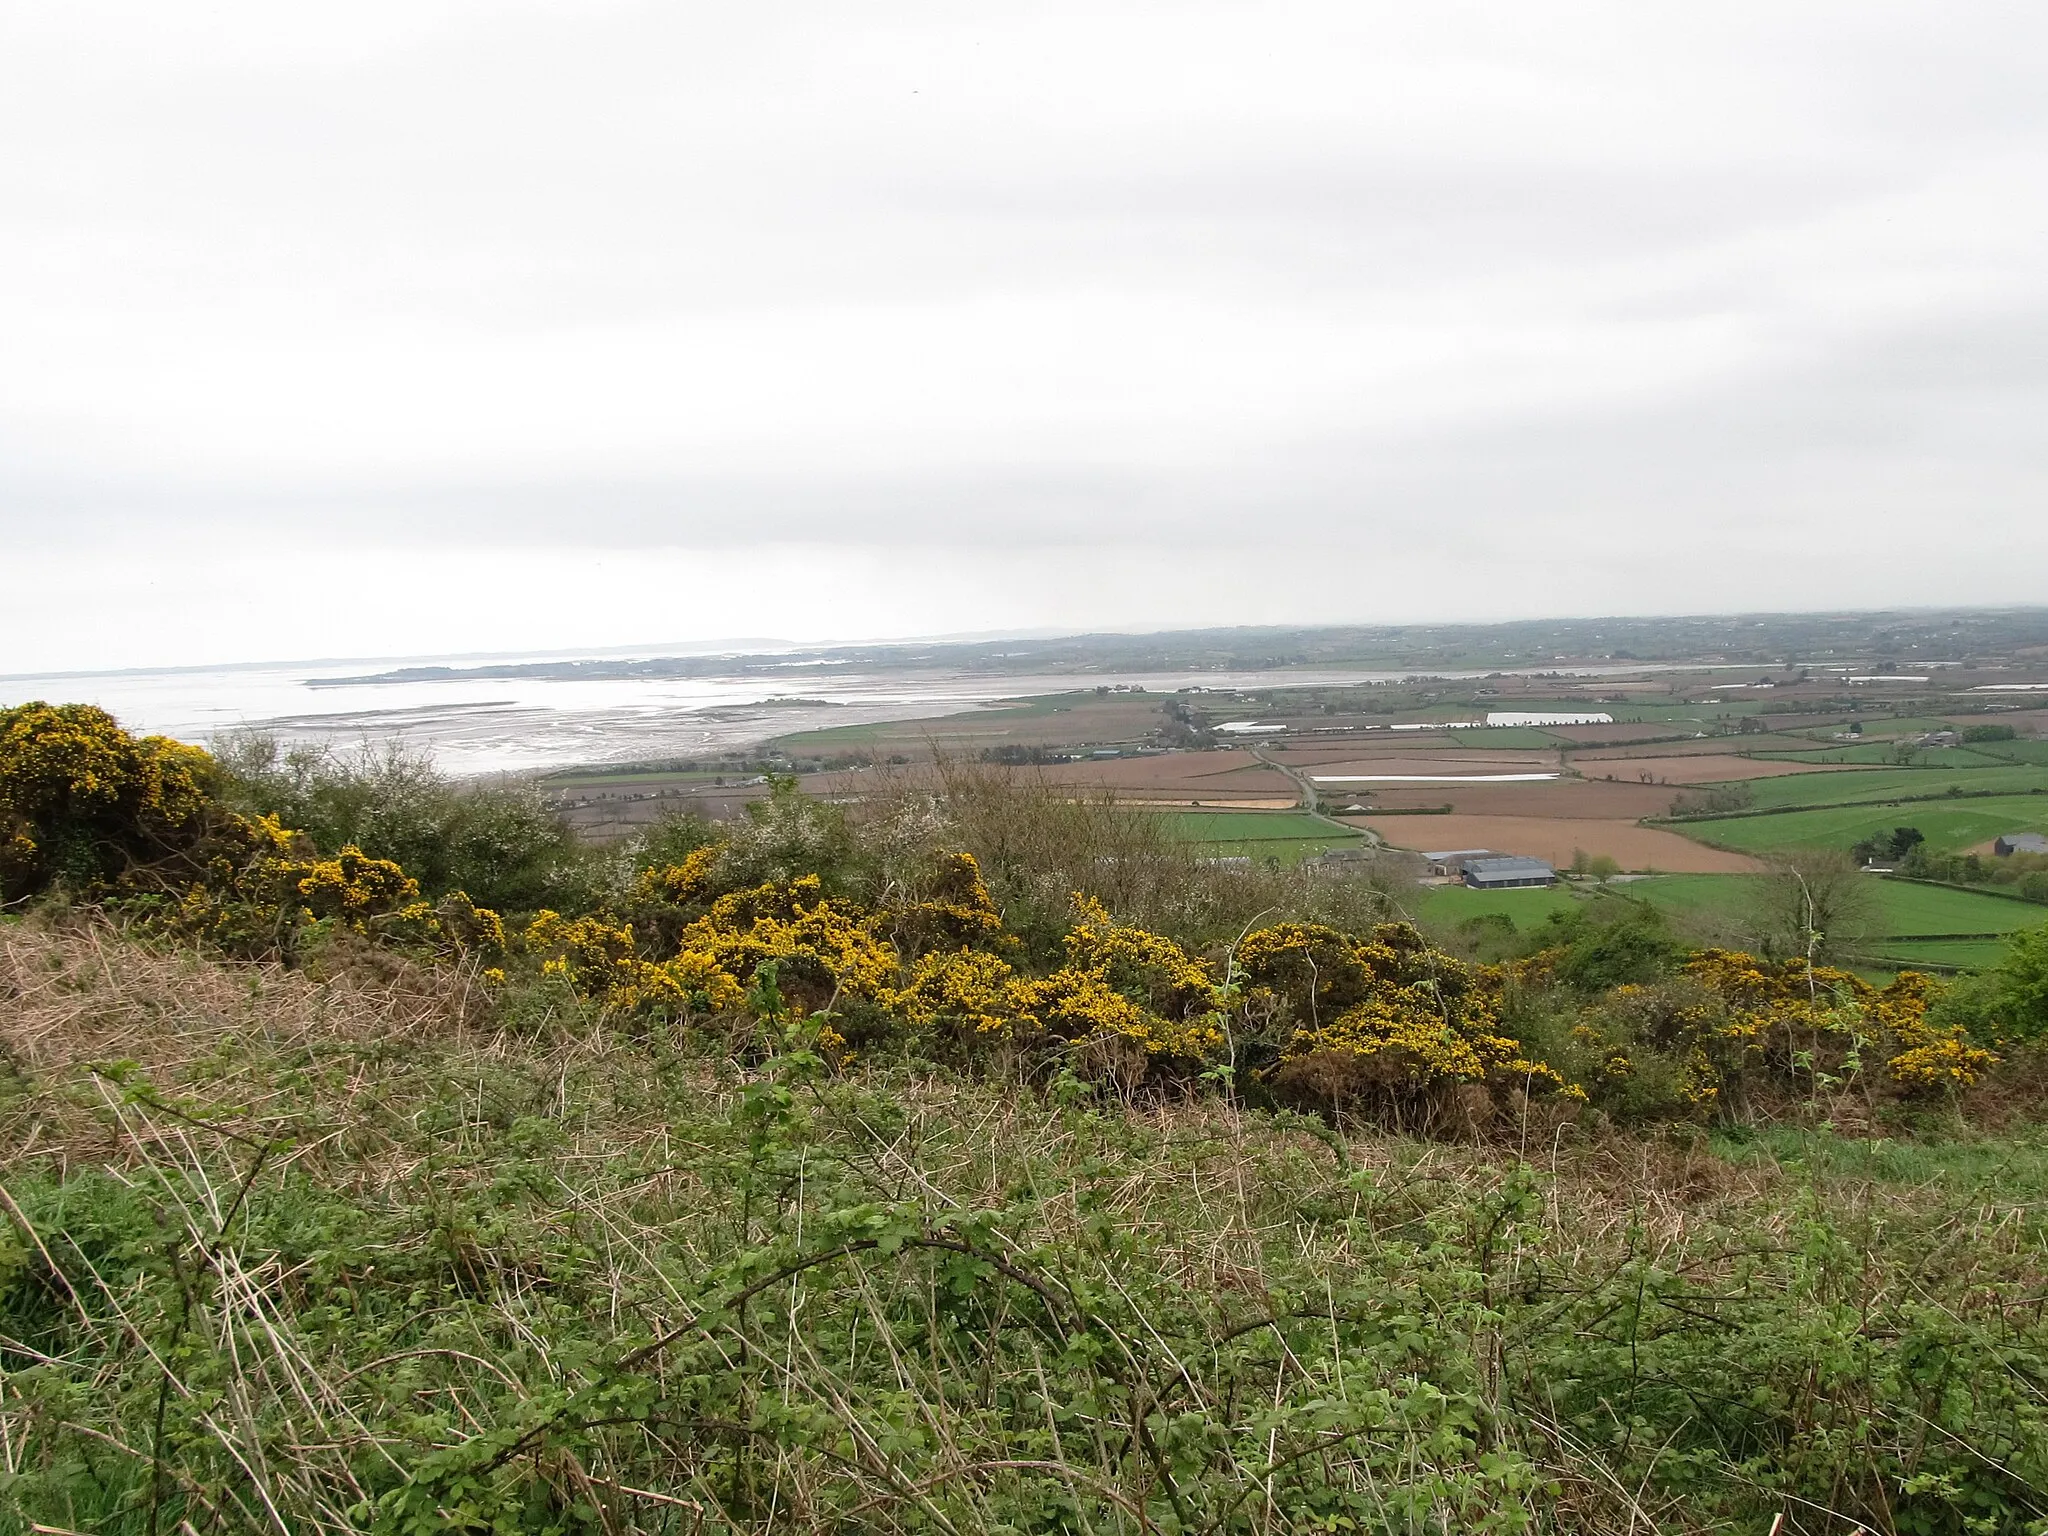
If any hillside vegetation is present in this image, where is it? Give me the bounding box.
[5,702,2048,1535]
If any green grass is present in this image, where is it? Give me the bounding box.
[1415,872,2041,957]
[1405,882,1587,929]
[9,916,2048,1535]
[1617,875,2044,970]
[1712,763,2048,810]
[1711,1125,2048,1201]
[1753,743,2016,767]
[1625,873,2045,936]
[1159,811,1354,844]
[1862,880,2048,936]
[1670,795,2048,858]
[1857,715,1967,736]
[1153,810,1362,865]
[1972,738,2048,764]
[1617,873,1764,922]
[1450,726,1558,749]
[1601,701,1773,722]
[1863,938,2018,971]
[1692,733,1856,755]
[17,930,2048,1534]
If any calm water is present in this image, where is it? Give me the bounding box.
[0,651,1535,775]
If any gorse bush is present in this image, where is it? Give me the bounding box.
[6,705,2048,1533]
[0,702,216,901]
[2,919,2045,1536]
[0,706,2019,1123]
[1523,899,1687,994]
[212,732,593,914]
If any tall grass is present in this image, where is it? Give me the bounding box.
[4,916,2045,1535]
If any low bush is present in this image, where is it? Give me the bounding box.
[5,708,2048,1532]
[1,917,2043,1535]
[212,732,596,914]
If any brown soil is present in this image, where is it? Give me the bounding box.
[1568,754,1862,784]
[1294,752,1565,777]
[1570,736,1830,761]
[1030,753,1297,799]
[1353,814,1761,873]
[1351,779,1680,818]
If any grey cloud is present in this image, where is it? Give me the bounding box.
[2,1,2045,667]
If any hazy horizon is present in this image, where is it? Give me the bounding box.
[10,603,2048,686]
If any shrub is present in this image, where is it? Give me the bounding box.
[1934,923,2048,1045]
[0,701,217,900]
[1262,923,1575,1127]
[212,733,590,913]
[1529,899,1686,992]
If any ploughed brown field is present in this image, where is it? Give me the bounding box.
[1567,735,1832,761]
[1345,813,1763,874]
[1272,741,1547,765]
[1567,754,1864,783]
[1291,752,1565,777]
[1350,778,1680,818]
[1029,751,1298,803]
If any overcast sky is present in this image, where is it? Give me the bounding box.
[4,1,2045,670]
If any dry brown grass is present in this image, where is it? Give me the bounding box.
[0,916,493,1173]
[6,919,2045,1535]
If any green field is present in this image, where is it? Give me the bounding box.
[1405,882,1587,928]
[1671,795,2048,858]
[1692,733,1853,756]
[1864,881,2047,935]
[1622,874,2044,938]
[1156,809,1362,864]
[1408,873,2046,963]
[1450,726,1559,749]
[1863,938,2018,971]
[1613,873,1763,923]
[1604,702,1770,722]
[1709,763,2048,810]
[1974,738,2048,764]
[1755,743,2014,767]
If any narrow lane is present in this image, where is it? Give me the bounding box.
[1250,744,1383,847]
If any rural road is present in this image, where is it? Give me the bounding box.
[1251,745,1384,848]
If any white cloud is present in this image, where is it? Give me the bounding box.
[3,1,2045,668]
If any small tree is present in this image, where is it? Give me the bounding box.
[1755,850,1877,963]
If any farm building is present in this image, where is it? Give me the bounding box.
[1422,848,1501,877]
[1311,846,1378,869]
[1995,833,2048,856]
[1462,856,1557,890]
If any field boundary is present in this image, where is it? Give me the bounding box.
[1873,930,2023,942]
[1880,875,2048,910]
[1847,953,1970,975]
[1651,784,2048,826]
